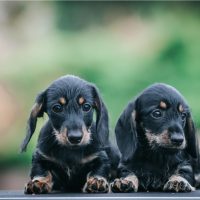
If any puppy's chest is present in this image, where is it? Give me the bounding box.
[60,154,97,174]
[38,149,97,176]
[132,162,169,190]
[134,161,169,177]
[132,154,175,190]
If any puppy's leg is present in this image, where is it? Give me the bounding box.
[82,153,110,193]
[163,175,195,192]
[25,172,53,194]
[164,164,195,192]
[111,164,139,193]
[25,158,53,194]
[83,174,109,193]
[111,174,139,193]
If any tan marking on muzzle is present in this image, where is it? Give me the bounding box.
[179,104,184,112]
[81,126,91,145]
[79,97,85,105]
[31,103,42,117]
[160,101,167,109]
[54,128,68,145]
[59,97,66,105]
[145,129,186,149]
[145,130,170,145]
[145,129,170,146]
[54,126,91,146]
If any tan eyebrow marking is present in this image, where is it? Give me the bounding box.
[160,101,167,109]
[79,97,85,105]
[179,104,184,112]
[59,97,66,105]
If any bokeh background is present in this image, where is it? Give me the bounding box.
[0,1,200,190]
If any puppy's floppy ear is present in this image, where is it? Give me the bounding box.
[91,85,109,147]
[185,113,199,159]
[20,90,47,152]
[115,100,138,162]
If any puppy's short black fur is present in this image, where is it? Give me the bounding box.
[21,75,119,194]
[111,83,200,193]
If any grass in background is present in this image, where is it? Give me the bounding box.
[0,2,200,166]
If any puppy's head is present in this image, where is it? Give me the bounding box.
[116,83,198,161]
[137,84,190,151]
[21,75,109,152]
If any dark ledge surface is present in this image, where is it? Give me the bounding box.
[0,190,200,199]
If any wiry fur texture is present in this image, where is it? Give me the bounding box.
[21,75,119,194]
[111,83,200,193]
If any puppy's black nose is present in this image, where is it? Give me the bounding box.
[68,130,83,144]
[170,134,184,146]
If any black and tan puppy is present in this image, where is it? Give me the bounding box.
[111,83,200,193]
[21,75,119,194]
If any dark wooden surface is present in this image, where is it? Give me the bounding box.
[0,190,200,200]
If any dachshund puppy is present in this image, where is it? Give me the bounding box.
[111,83,200,193]
[21,75,119,194]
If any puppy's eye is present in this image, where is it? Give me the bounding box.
[151,109,162,119]
[52,104,63,113]
[82,103,91,112]
[181,113,187,121]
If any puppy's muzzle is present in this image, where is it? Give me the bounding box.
[67,130,83,144]
[169,124,185,147]
[170,132,184,146]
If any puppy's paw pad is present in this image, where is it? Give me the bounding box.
[83,176,109,193]
[163,176,194,192]
[24,180,51,194]
[111,177,138,193]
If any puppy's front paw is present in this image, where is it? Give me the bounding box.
[24,173,53,194]
[83,176,109,193]
[163,175,195,192]
[111,175,139,193]
[24,180,52,194]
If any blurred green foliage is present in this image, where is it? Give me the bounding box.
[0,2,200,167]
